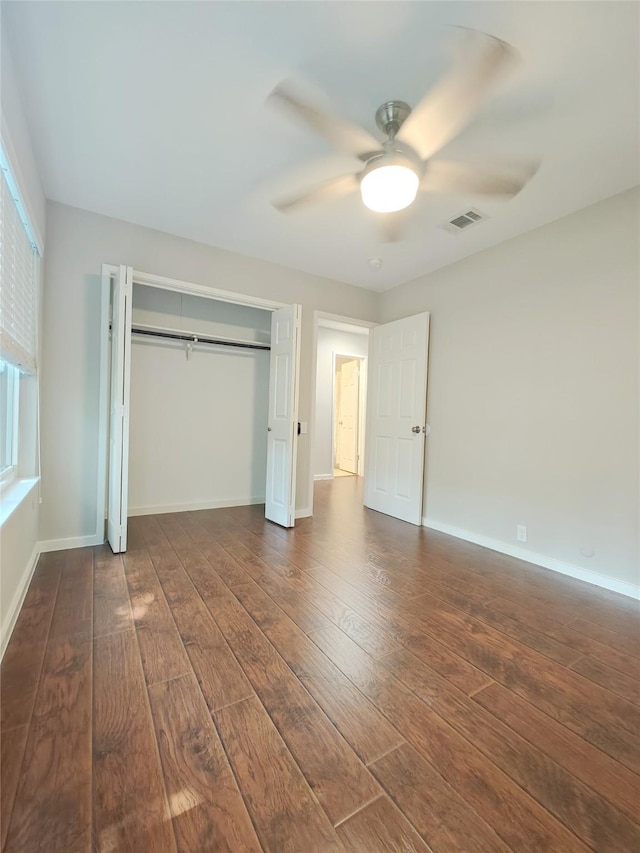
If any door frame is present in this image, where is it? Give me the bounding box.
[96,265,289,543]
[309,311,376,517]
[332,352,367,477]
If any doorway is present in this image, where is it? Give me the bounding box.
[312,315,370,495]
[312,310,430,527]
[333,355,365,477]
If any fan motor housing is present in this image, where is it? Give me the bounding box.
[375,100,412,138]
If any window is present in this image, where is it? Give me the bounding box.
[0,360,19,485]
[1,157,39,372]
[0,146,40,496]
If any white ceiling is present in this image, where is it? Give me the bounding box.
[3,1,639,292]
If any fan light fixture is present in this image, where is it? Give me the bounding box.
[269,34,535,229]
[360,160,419,213]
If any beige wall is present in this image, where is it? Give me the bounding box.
[379,187,640,589]
[40,201,378,542]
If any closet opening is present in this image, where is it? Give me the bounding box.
[99,265,301,553]
[127,285,272,520]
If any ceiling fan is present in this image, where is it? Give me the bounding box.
[268,28,538,239]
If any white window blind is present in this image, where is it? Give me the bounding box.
[0,165,38,373]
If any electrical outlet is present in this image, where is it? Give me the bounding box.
[517,525,527,543]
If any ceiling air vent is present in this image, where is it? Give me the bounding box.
[441,208,488,234]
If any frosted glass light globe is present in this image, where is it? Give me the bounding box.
[360,163,419,213]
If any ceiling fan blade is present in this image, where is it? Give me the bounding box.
[268,80,380,160]
[421,159,538,197]
[272,172,360,212]
[397,29,519,160]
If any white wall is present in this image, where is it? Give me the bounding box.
[39,201,378,542]
[128,287,270,513]
[313,327,369,479]
[379,187,640,591]
[0,20,46,650]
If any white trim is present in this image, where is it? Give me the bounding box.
[295,506,312,519]
[0,476,39,527]
[315,312,377,331]
[314,474,334,481]
[1,543,40,659]
[132,269,286,311]
[422,518,640,601]
[96,264,113,543]
[129,497,265,516]
[290,305,302,526]
[0,361,20,487]
[39,533,104,553]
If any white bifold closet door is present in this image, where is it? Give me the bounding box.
[107,265,133,553]
[265,304,302,527]
[364,312,430,525]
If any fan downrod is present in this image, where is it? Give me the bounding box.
[375,100,411,139]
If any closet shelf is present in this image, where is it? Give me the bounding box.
[129,322,271,351]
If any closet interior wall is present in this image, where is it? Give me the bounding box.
[128,285,271,515]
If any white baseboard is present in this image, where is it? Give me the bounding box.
[422,518,640,601]
[39,533,105,552]
[128,496,265,517]
[1,544,41,659]
[295,506,312,519]
[314,474,334,481]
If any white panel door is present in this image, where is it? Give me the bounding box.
[364,312,430,525]
[336,358,359,474]
[265,304,301,527]
[107,265,133,552]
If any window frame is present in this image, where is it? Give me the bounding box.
[0,360,20,489]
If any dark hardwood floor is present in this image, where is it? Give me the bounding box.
[2,477,639,851]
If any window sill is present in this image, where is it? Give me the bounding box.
[0,477,39,528]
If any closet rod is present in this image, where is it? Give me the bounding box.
[130,326,270,351]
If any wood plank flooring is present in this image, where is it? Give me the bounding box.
[2,477,639,851]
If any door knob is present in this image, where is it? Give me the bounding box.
[411,425,421,433]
